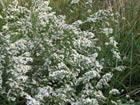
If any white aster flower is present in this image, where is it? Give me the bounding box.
[109,89,120,95]
[71,0,80,4]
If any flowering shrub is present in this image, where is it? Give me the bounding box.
[0,0,124,105]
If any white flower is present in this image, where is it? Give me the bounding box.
[87,0,92,4]
[2,24,9,30]
[71,0,80,4]
[87,17,98,22]
[109,37,118,47]
[111,100,118,105]
[26,95,40,105]
[16,76,28,82]
[114,66,125,71]
[102,28,113,35]
[0,15,3,19]
[95,90,107,101]
[35,87,51,100]
[96,72,113,89]
[109,89,120,95]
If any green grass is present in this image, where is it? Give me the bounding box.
[115,0,140,94]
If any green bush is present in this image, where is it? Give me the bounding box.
[2,0,139,105]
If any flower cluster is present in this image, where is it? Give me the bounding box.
[0,0,124,105]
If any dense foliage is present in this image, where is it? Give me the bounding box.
[0,0,140,105]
